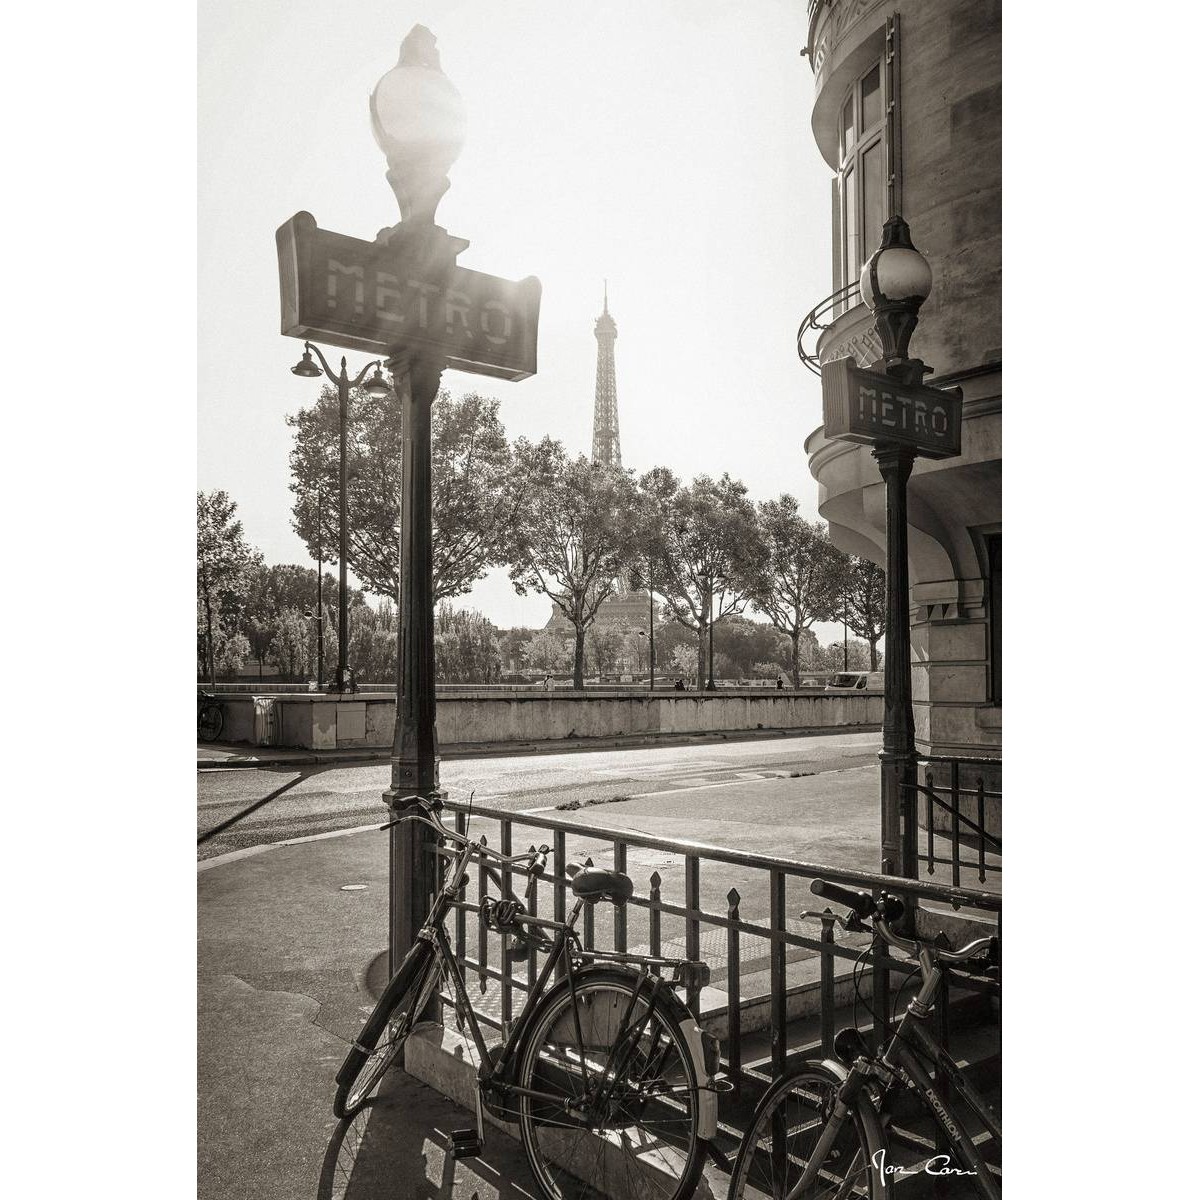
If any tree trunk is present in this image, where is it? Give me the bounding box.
[695,621,706,690]
[700,614,710,691]
[573,624,586,690]
[869,635,880,671]
[204,593,215,687]
[791,629,800,685]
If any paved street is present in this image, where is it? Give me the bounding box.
[198,731,885,861]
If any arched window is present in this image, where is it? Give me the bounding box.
[838,58,887,301]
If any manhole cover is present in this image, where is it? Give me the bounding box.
[340,884,368,891]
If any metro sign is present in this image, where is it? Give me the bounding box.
[276,211,541,381]
[821,357,963,459]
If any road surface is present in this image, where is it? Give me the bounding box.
[198,731,883,861]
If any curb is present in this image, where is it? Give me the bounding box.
[197,725,876,771]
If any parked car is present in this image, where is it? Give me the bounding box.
[824,670,884,692]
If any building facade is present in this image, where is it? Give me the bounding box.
[800,0,1001,758]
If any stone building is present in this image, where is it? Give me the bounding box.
[800,0,1001,760]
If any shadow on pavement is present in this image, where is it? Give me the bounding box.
[316,1088,539,1200]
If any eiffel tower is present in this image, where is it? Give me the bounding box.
[543,286,651,654]
[591,282,621,468]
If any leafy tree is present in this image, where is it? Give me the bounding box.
[842,555,886,670]
[650,473,764,689]
[347,599,398,683]
[586,624,629,679]
[501,627,536,674]
[243,563,345,680]
[748,496,844,685]
[197,490,262,685]
[508,439,639,688]
[752,660,785,680]
[669,643,698,682]
[815,638,873,672]
[270,606,313,681]
[710,615,798,680]
[434,603,502,683]
[522,630,571,675]
[288,387,528,603]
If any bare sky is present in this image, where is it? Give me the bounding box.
[199,0,839,634]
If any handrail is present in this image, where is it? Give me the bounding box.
[911,758,1002,887]
[429,797,1000,1098]
[796,281,862,375]
[441,798,1000,912]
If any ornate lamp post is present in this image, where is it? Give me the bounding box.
[858,215,934,881]
[276,23,540,977]
[291,345,392,693]
[370,26,468,971]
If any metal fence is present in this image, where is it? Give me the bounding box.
[431,799,1000,1095]
[909,756,1002,887]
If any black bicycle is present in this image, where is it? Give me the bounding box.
[727,880,1000,1199]
[335,796,723,1200]
[197,691,224,742]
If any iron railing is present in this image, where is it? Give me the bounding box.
[430,799,1000,1097]
[909,755,1002,886]
[796,281,862,375]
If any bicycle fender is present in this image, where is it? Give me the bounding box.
[525,967,718,1141]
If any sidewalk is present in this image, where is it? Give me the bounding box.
[199,825,541,1200]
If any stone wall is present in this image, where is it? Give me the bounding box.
[211,690,884,751]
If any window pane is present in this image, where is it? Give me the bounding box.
[860,64,881,131]
[862,140,884,262]
[842,96,856,156]
[843,166,857,284]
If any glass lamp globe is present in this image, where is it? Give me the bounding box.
[370,25,466,223]
[859,216,933,309]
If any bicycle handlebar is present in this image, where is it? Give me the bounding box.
[808,878,996,967]
[379,800,551,875]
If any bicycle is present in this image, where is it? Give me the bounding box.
[727,879,1000,1199]
[334,796,724,1200]
[197,690,224,742]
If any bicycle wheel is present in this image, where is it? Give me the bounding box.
[516,969,705,1200]
[727,1061,887,1200]
[333,941,440,1120]
[198,702,223,743]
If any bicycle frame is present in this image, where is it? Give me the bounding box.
[798,954,1000,1200]
[409,822,693,1118]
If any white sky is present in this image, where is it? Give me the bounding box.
[199,0,843,637]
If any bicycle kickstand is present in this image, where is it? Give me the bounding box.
[449,1085,486,1159]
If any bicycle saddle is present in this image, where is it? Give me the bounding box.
[570,867,634,905]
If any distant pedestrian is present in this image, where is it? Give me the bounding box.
[673,678,684,691]
[543,673,553,691]
[776,675,784,690]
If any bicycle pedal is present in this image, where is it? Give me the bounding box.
[449,1129,483,1159]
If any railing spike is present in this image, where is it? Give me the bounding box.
[727,886,741,907]
[649,870,661,890]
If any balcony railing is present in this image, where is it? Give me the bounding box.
[431,798,1000,1101]
[796,281,863,375]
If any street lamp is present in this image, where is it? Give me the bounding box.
[290,343,392,694]
[859,214,933,881]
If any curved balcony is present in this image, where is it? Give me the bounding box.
[795,282,882,376]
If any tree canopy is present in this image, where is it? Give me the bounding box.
[287,387,528,603]
[748,495,844,684]
[507,439,639,688]
[648,472,764,688]
[196,490,262,685]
